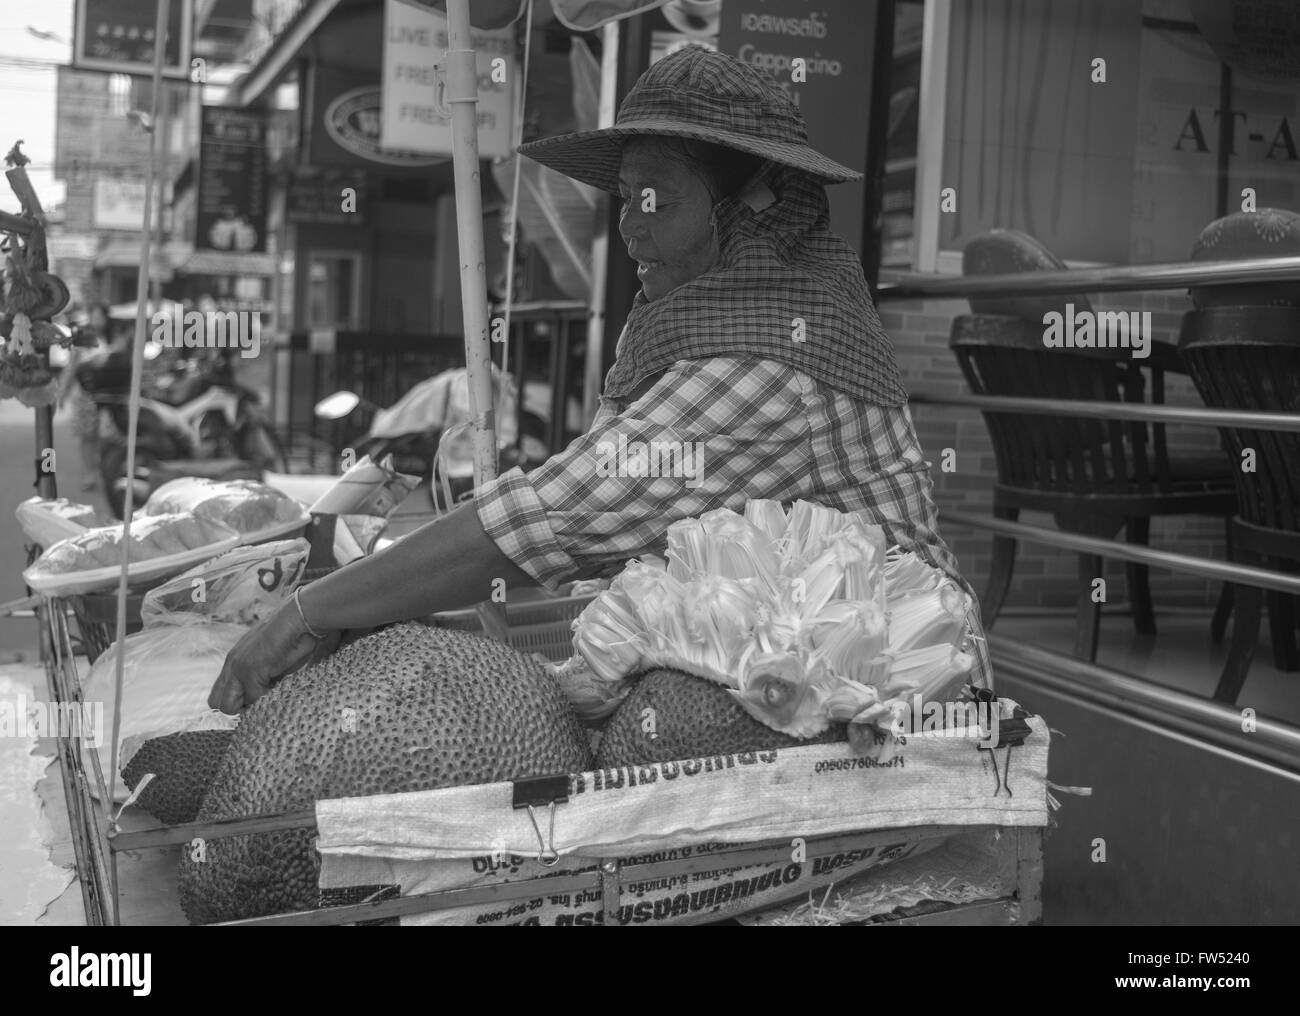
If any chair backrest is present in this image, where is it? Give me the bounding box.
[950,314,1161,496]
[962,228,1094,323]
[1178,306,1300,533]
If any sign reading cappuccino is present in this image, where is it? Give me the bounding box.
[718,0,878,257]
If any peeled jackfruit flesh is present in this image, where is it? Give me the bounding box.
[122,729,235,826]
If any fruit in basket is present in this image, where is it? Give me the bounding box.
[142,478,306,539]
[177,623,593,925]
[595,668,846,769]
[122,729,236,826]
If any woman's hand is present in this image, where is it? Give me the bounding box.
[208,599,341,715]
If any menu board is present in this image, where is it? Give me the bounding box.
[196,107,269,253]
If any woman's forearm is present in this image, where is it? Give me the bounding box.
[296,501,535,631]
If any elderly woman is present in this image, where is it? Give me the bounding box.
[211,46,988,713]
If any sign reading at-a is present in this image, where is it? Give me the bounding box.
[196,107,268,253]
[73,0,193,79]
[380,0,516,159]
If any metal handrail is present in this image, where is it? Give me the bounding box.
[877,255,1300,299]
[990,638,1300,774]
[941,511,1300,597]
[908,391,1300,432]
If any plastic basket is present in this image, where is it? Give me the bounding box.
[430,594,595,662]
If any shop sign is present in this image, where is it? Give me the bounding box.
[380,0,517,159]
[316,74,447,168]
[73,0,193,79]
[288,172,369,226]
[92,178,148,231]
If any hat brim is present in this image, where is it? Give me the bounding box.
[517,120,862,195]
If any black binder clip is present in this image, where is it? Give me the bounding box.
[966,685,1034,797]
[511,774,570,867]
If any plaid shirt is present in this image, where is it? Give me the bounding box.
[474,355,990,685]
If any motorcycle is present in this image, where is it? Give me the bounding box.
[314,366,534,509]
[77,342,287,518]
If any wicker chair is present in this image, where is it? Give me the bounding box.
[1178,305,1300,702]
[953,228,1236,660]
[951,315,1238,660]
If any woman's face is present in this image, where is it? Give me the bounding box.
[617,139,719,302]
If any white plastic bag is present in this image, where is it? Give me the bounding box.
[88,538,311,799]
[82,621,245,799]
[140,538,310,626]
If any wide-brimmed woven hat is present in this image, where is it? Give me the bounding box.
[517,45,861,195]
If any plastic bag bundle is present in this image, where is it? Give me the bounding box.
[568,499,976,743]
[22,514,241,595]
[15,496,112,546]
[141,477,310,544]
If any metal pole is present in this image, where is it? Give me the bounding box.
[581,21,619,429]
[444,0,497,489]
[107,0,170,877]
[876,255,1300,300]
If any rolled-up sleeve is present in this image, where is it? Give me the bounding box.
[474,356,966,602]
[474,358,812,588]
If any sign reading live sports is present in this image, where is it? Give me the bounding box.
[73,0,192,79]
[196,108,269,254]
[718,0,877,256]
[380,0,517,159]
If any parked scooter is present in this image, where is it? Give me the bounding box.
[78,343,286,518]
[315,366,529,508]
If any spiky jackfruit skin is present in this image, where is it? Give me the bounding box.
[122,730,235,826]
[178,623,593,925]
[595,669,846,768]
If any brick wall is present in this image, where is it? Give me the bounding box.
[882,289,1229,613]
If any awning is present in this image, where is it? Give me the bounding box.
[177,249,278,276]
[94,240,175,280]
[236,0,344,107]
[92,240,276,278]
[232,0,674,108]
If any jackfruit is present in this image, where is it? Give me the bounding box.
[122,730,235,826]
[178,622,593,925]
[596,669,846,769]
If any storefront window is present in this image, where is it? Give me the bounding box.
[900,0,1299,271]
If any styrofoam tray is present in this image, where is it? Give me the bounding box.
[232,510,311,546]
[23,529,242,596]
